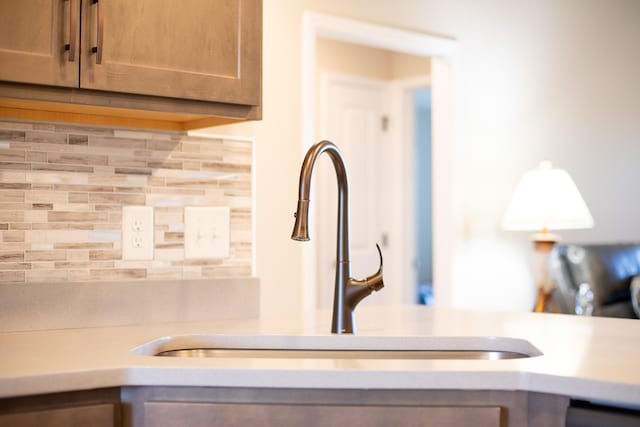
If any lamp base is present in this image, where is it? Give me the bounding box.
[533,287,561,313]
[531,231,559,313]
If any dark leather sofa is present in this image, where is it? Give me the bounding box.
[549,243,640,318]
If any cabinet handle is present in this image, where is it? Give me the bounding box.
[66,0,78,61]
[91,0,103,64]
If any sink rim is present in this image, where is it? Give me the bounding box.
[131,334,543,359]
[155,348,533,360]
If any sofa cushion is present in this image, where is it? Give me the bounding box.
[552,243,640,316]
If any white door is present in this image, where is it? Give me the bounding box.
[315,73,391,309]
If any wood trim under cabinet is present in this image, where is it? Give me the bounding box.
[0,104,241,132]
[0,82,260,131]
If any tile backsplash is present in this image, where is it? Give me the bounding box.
[0,120,253,284]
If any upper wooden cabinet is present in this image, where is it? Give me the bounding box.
[0,0,262,130]
[79,0,260,105]
[0,0,79,87]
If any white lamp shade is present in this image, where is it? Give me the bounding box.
[502,161,594,231]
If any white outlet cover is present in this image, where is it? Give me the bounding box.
[122,206,154,260]
[184,206,230,259]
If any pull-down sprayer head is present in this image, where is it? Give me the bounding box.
[291,200,310,241]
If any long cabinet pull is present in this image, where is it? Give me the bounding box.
[66,0,78,61]
[91,0,104,64]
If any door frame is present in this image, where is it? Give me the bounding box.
[301,12,458,312]
[389,76,432,304]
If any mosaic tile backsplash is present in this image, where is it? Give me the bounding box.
[0,120,252,283]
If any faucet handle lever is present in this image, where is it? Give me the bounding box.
[366,243,384,291]
[375,243,383,270]
[348,244,384,290]
[346,244,385,310]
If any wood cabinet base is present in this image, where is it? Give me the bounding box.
[123,387,569,427]
[0,386,571,427]
[0,388,120,427]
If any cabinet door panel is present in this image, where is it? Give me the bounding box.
[0,403,115,427]
[144,402,501,427]
[0,0,79,87]
[80,0,261,105]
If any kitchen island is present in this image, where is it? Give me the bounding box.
[0,305,638,426]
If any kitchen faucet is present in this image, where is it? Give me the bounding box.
[291,140,384,334]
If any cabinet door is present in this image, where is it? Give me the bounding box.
[80,0,261,105]
[0,0,79,87]
[144,402,501,427]
[0,403,116,427]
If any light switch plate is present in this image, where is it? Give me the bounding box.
[184,206,230,259]
[122,206,154,260]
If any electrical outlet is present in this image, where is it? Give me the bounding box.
[184,206,230,259]
[122,206,154,260]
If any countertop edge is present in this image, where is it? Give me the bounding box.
[2,364,640,408]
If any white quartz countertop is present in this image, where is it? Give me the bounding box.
[1,305,639,407]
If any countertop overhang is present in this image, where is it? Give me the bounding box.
[1,305,639,408]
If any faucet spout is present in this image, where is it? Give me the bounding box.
[291,140,384,334]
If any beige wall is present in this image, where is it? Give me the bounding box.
[209,0,640,315]
[0,120,253,284]
[316,38,431,80]
[317,38,393,80]
[391,51,432,80]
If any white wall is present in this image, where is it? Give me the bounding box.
[209,0,640,316]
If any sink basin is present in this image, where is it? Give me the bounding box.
[133,335,542,360]
[156,348,528,360]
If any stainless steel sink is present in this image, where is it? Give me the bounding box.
[156,348,530,360]
[133,335,542,360]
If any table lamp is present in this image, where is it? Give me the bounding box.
[502,161,594,312]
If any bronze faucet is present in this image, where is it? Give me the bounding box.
[291,140,384,334]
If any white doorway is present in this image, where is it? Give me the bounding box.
[301,12,458,312]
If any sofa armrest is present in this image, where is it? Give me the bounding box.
[632,275,640,318]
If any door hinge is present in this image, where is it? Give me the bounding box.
[381,115,389,132]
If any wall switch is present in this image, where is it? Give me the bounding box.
[184,206,230,259]
[122,206,154,260]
